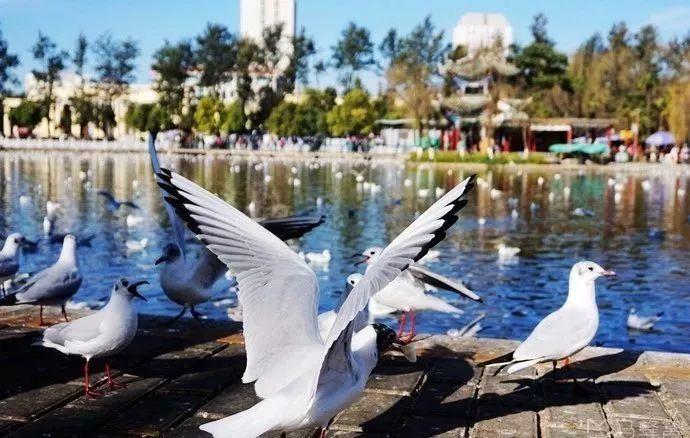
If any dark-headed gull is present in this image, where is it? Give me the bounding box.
[97,190,139,211]
[0,233,36,296]
[155,166,475,438]
[354,247,482,339]
[36,278,147,398]
[0,235,82,325]
[148,134,325,324]
[483,261,615,379]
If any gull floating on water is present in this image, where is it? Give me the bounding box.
[125,237,149,253]
[0,235,82,325]
[43,201,61,235]
[155,166,476,438]
[36,278,147,398]
[482,261,615,378]
[627,308,663,331]
[497,243,520,260]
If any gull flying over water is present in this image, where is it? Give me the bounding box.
[148,134,325,323]
[155,165,475,438]
[36,278,147,398]
[0,233,36,296]
[97,190,140,212]
[482,261,615,378]
[0,235,82,325]
[354,247,482,339]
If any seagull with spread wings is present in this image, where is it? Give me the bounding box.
[148,135,325,323]
[155,166,475,438]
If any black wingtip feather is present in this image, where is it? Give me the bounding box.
[0,293,18,306]
[413,179,476,263]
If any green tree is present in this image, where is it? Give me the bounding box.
[58,104,72,136]
[221,101,246,133]
[194,96,225,134]
[69,92,96,138]
[92,34,139,101]
[152,40,194,119]
[0,24,19,96]
[124,103,153,132]
[72,34,88,90]
[31,32,67,136]
[331,22,375,88]
[194,24,236,94]
[9,100,43,131]
[146,104,173,134]
[92,34,139,137]
[326,87,376,136]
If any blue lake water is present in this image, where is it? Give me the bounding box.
[1,151,689,353]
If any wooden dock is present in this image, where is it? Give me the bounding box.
[0,305,688,437]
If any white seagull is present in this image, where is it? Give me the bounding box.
[483,261,615,376]
[627,308,663,331]
[43,201,61,235]
[0,235,82,325]
[0,233,35,296]
[36,278,148,398]
[355,247,482,339]
[154,166,476,438]
[148,134,325,323]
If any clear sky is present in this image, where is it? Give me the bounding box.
[1,0,689,92]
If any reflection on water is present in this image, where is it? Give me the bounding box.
[1,151,689,353]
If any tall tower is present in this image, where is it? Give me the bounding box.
[240,0,296,41]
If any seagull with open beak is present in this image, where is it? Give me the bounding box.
[36,278,148,398]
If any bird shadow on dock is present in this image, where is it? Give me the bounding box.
[358,346,654,437]
[0,314,243,399]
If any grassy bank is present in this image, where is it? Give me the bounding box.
[408,150,552,164]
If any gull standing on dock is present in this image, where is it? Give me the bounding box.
[0,233,35,296]
[36,278,147,398]
[354,247,482,339]
[482,261,615,376]
[0,235,82,325]
[155,166,476,438]
[148,135,325,323]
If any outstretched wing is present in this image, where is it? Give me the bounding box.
[156,168,323,399]
[96,190,115,202]
[324,175,476,350]
[407,264,482,302]
[148,134,188,258]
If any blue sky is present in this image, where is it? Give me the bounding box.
[1,0,689,92]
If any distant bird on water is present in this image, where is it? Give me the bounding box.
[97,190,140,212]
[43,201,61,235]
[481,261,615,379]
[627,308,663,331]
[36,278,147,398]
[0,235,82,325]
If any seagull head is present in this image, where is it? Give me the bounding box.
[115,278,148,301]
[345,273,363,294]
[7,233,38,250]
[371,323,421,363]
[353,246,383,266]
[155,244,182,265]
[573,261,616,282]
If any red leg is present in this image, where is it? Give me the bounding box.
[105,363,126,390]
[61,304,69,322]
[319,428,327,438]
[409,310,416,338]
[397,312,407,338]
[84,360,103,398]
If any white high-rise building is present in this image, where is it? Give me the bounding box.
[240,0,296,41]
[452,13,512,55]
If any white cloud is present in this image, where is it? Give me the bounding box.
[646,5,690,34]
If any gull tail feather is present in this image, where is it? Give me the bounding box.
[506,358,543,374]
[34,339,70,355]
[199,399,282,438]
[421,295,463,314]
